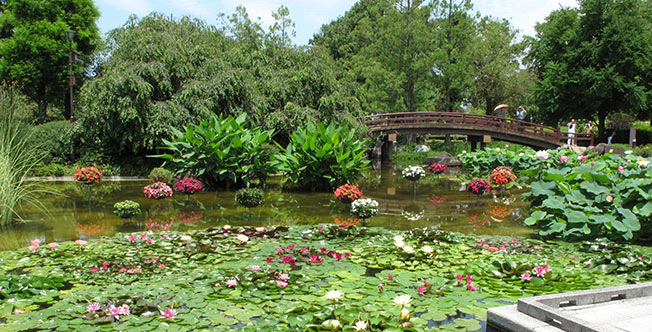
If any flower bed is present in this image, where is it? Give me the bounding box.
[2,226,646,331]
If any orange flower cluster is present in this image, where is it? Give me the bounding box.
[334,184,363,203]
[334,217,360,227]
[76,221,105,236]
[488,166,516,186]
[73,167,103,184]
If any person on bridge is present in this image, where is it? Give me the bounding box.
[517,106,527,132]
[567,119,576,145]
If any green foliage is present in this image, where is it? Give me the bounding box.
[0,226,648,331]
[528,0,652,135]
[523,154,652,241]
[273,121,370,191]
[634,145,652,158]
[113,200,141,219]
[0,0,100,123]
[459,147,554,178]
[235,188,264,208]
[148,168,173,185]
[26,121,72,164]
[154,114,275,188]
[0,88,47,225]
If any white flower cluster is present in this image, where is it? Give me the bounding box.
[351,198,379,219]
[402,165,426,181]
[401,209,423,221]
[535,150,549,161]
[393,235,435,254]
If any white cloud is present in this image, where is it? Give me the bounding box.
[474,0,579,37]
[98,0,153,16]
[163,0,214,19]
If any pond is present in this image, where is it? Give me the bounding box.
[3,165,533,251]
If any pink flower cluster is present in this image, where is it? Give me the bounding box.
[456,274,477,291]
[109,304,130,320]
[266,244,350,269]
[475,238,515,252]
[466,179,490,195]
[143,182,173,199]
[127,233,155,244]
[174,178,203,195]
[532,264,551,277]
[28,239,57,252]
[428,162,449,175]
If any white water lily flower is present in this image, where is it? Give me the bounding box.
[421,245,434,254]
[236,234,249,243]
[400,308,411,321]
[331,320,340,330]
[179,235,192,242]
[625,150,633,155]
[393,294,413,307]
[402,246,415,254]
[394,239,405,248]
[353,321,368,331]
[535,150,549,160]
[518,152,524,157]
[393,235,404,242]
[324,290,343,301]
[638,159,650,168]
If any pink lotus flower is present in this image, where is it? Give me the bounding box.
[286,245,295,250]
[279,273,289,281]
[90,267,99,272]
[580,155,588,162]
[606,195,614,203]
[534,245,541,250]
[251,265,261,271]
[276,280,288,287]
[161,308,177,318]
[533,264,551,277]
[75,240,87,246]
[146,238,153,244]
[127,236,136,242]
[48,242,58,249]
[226,279,237,287]
[456,274,463,282]
[319,248,328,253]
[151,257,158,262]
[618,165,625,172]
[265,257,273,263]
[140,234,147,239]
[499,247,507,251]
[118,268,127,273]
[310,255,323,264]
[31,239,41,246]
[28,244,38,251]
[344,253,351,257]
[521,273,532,281]
[560,155,569,163]
[488,247,498,252]
[86,303,101,312]
[467,284,477,291]
[418,286,425,295]
[378,284,384,291]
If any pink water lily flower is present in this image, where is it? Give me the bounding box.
[75,240,87,246]
[521,273,532,281]
[31,239,41,246]
[251,265,261,271]
[48,242,58,249]
[279,273,290,281]
[86,303,101,312]
[276,280,288,288]
[226,279,237,287]
[28,244,38,251]
[161,308,177,318]
[418,286,426,295]
[467,284,477,291]
[456,274,463,282]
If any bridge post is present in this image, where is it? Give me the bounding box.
[468,135,483,152]
[381,136,394,162]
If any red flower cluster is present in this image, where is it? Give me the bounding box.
[489,166,516,186]
[334,184,363,203]
[428,162,448,174]
[174,178,203,195]
[334,217,360,227]
[73,167,103,184]
[466,179,490,195]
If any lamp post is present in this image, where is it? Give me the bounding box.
[65,30,76,123]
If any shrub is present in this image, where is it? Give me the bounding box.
[235,188,264,208]
[26,121,72,164]
[466,179,490,195]
[428,163,448,174]
[143,182,173,199]
[148,168,174,185]
[154,114,275,188]
[334,184,363,203]
[113,200,141,219]
[174,178,203,195]
[73,167,103,184]
[523,154,652,241]
[351,198,379,220]
[488,166,516,186]
[634,144,652,157]
[273,121,369,191]
[402,165,426,181]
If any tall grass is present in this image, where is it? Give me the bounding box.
[0,88,47,225]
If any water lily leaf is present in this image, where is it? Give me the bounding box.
[542,198,565,210]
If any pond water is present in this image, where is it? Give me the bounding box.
[3,166,533,251]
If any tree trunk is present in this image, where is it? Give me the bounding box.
[37,100,48,124]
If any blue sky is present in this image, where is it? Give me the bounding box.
[95,0,579,45]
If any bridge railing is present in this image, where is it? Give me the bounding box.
[364,112,594,146]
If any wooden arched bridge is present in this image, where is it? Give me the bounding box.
[363,112,593,160]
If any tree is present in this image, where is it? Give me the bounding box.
[529,0,652,136]
[0,0,99,123]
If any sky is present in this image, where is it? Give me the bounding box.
[95,0,580,45]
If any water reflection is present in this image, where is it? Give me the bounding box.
[3,166,534,250]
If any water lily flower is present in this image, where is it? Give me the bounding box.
[223,225,232,231]
[276,247,284,253]
[319,248,328,253]
[618,165,625,171]
[75,240,87,246]
[159,264,166,269]
[265,257,273,263]
[214,282,221,287]
[226,279,237,287]
[276,280,288,288]
[533,264,551,277]
[518,152,524,157]
[580,155,588,161]
[457,274,463,282]
[417,286,425,295]
[28,244,38,251]
[90,267,99,272]
[251,265,261,271]
[402,246,415,254]
[118,268,127,273]
[279,273,289,281]
[310,255,323,264]
[179,235,192,242]
[324,290,343,301]
[625,150,633,155]
[535,150,549,160]
[400,308,411,321]
[161,308,177,318]
[638,159,650,168]
[48,242,58,249]
[488,247,498,252]
[31,239,41,246]
[421,245,433,254]
[606,195,614,203]
[466,275,473,284]
[378,284,384,291]
[467,284,477,291]
[393,294,412,307]
[388,273,392,280]
[300,247,308,252]
[286,244,295,250]
[146,238,153,244]
[86,303,100,312]
[317,226,324,231]
[353,320,368,331]
[521,273,532,281]
[255,227,265,232]
[109,304,130,320]
[560,155,569,163]
[236,234,249,243]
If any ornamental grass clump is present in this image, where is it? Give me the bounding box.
[113,200,141,220]
[334,184,362,203]
[351,198,378,224]
[236,188,264,220]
